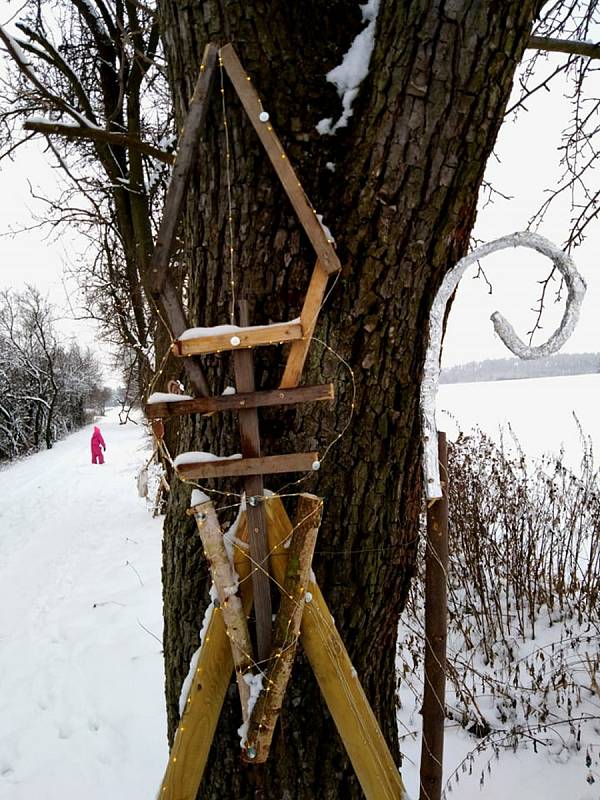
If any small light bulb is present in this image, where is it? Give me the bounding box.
[230,336,241,346]
[312,460,321,471]
[259,111,270,122]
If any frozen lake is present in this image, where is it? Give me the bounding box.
[438,373,600,469]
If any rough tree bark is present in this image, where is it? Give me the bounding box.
[157,1,541,797]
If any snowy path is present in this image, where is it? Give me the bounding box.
[0,410,167,799]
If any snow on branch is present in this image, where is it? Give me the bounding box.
[316,0,380,135]
[421,231,587,500]
[527,35,600,60]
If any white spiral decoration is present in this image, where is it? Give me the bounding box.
[421,231,587,500]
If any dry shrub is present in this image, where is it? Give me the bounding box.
[397,425,600,791]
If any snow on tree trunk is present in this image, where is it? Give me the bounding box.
[157,1,540,796]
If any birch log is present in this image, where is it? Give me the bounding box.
[191,498,256,722]
[243,494,323,762]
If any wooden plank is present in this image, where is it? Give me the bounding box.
[280,260,329,388]
[159,511,253,800]
[263,497,407,800]
[172,320,303,357]
[160,276,210,396]
[145,383,334,418]
[175,452,319,481]
[243,494,322,762]
[149,42,219,295]
[220,44,341,276]
[190,498,256,723]
[233,299,272,663]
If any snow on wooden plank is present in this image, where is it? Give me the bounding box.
[219,44,341,276]
[174,451,242,468]
[172,319,303,356]
[144,383,335,419]
[175,452,319,481]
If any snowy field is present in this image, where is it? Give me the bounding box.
[0,375,598,799]
[0,410,166,799]
[438,373,600,467]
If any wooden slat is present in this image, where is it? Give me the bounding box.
[264,498,407,800]
[149,43,219,295]
[175,452,318,481]
[233,299,272,663]
[145,383,334,418]
[172,320,303,357]
[158,511,252,800]
[220,44,341,276]
[280,260,330,388]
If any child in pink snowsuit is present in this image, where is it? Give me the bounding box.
[91,426,106,464]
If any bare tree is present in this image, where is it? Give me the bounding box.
[0,286,103,458]
[0,0,173,388]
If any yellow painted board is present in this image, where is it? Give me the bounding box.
[263,498,407,800]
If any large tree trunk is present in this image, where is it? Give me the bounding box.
[157,1,539,796]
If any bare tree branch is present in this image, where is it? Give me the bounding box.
[23,119,174,163]
[528,35,600,59]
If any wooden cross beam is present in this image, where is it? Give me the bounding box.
[175,452,319,482]
[171,319,303,357]
[145,383,334,418]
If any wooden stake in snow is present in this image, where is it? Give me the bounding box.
[243,494,322,762]
[419,432,449,800]
[190,496,256,723]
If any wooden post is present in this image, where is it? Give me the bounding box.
[232,300,272,662]
[190,497,256,722]
[243,494,322,762]
[419,432,449,800]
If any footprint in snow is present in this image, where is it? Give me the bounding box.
[58,723,73,740]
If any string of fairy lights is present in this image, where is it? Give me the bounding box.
[154,50,405,794]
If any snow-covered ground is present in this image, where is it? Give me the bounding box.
[0,409,167,799]
[0,375,598,799]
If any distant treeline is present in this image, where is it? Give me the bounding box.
[441,352,600,384]
[0,287,112,462]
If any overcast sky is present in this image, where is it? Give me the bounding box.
[0,4,597,376]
